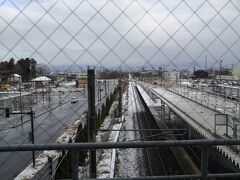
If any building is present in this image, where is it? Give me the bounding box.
[163,70,180,82]
[76,74,87,88]
[0,71,13,83]
[232,67,240,77]
[31,76,51,88]
[10,74,22,84]
[0,72,21,90]
[215,75,239,81]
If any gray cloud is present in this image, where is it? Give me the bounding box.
[0,0,240,71]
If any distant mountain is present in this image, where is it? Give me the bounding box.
[48,63,208,73]
[48,64,104,73]
[48,64,141,73]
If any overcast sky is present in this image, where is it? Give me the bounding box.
[0,0,240,71]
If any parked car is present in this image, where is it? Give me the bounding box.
[71,97,79,103]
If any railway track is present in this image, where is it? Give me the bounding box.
[130,83,155,175]
[135,83,200,175]
[130,82,181,176]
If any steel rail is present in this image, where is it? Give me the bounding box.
[131,82,154,175]
[134,85,169,175]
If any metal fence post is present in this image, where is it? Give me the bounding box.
[214,115,217,136]
[19,86,23,124]
[226,115,229,137]
[30,110,35,167]
[233,123,238,139]
[35,85,38,100]
[201,145,209,180]
[88,69,96,178]
[163,103,166,121]
[48,156,54,180]
[71,149,79,180]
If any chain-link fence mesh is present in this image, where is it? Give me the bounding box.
[1,0,240,179]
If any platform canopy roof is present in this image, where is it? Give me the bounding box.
[31,76,51,82]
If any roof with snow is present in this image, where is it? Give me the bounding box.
[31,76,51,82]
[13,74,21,78]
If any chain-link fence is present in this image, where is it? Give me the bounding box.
[1,0,240,179]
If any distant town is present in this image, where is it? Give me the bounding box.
[1,58,240,92]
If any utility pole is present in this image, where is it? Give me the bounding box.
[220,60,223,84]
[35,83,37,100]
[58,92,60,105]
[118,78,122,117]
[99,88,102,101]
[19,86,23,124]
[42,86,44,103]
[48,82,51,109]
[205,55,208,71]
[97,81,100,102]
[88,69,96,178]
[105,79,107,95]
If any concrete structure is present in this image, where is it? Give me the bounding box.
[163,70,180,82]
[55,73,87,82]
[232,67,240,78]
[215,75,239,81]
[138,82,240,168]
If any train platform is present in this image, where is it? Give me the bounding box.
[137,83,240,168]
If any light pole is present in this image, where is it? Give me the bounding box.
[48,81,51,109]
[220,60,223,84]
[59,91,62,105]
[35,80,37,100]
[104,79,107,95]
[97,81,100,102]
[99,86,103,102]
[19,84,23,124]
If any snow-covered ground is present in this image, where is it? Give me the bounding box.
[16,78,147,179]
[170,86,238,117]
[78,99,123,178]
[96,100,122,178]
[79,78,147,178]
[97,115,122,178]
[115,79,147,177]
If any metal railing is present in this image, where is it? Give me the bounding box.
[2,139,240,179]
[1,0,240,179]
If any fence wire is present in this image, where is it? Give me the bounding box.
[1,0,240,179]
